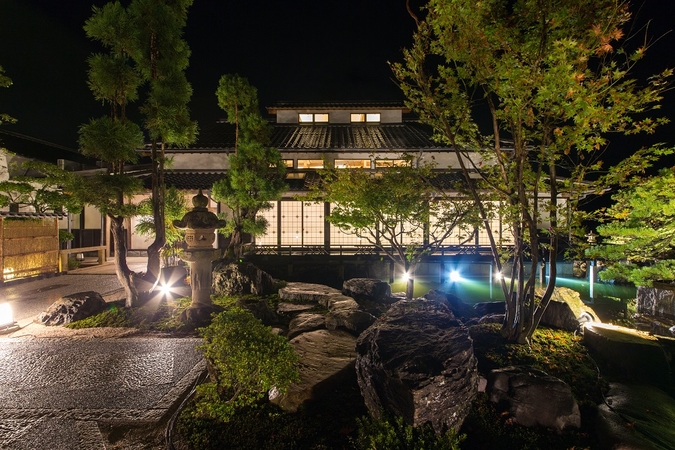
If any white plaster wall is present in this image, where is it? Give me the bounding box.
[168,152,229,170]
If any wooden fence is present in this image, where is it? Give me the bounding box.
[0,217,59,283]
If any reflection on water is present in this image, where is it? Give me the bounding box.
[391,275,636,321]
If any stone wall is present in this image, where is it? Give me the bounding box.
[637,283,675,319]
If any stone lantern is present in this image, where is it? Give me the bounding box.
[173,189,227,326]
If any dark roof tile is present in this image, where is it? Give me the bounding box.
[178,121,447,152]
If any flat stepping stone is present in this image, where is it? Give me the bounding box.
[278,282,342,303]
[584,323,670,386]
[277,303,316,314]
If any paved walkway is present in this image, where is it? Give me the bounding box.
[0,259,205,449]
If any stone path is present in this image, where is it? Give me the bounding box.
[0,337,205,449]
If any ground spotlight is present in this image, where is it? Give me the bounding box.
[402,272,409,282]
[494,272,503,281]
[449,270,461,282]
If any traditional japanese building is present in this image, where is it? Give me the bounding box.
[145,102,515,257]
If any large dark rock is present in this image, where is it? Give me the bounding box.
[343,278,394,304]
[270,329,357,412]
[235,298,277,326]
[537,287,599,331]
[597,383,675,450]
[637,283,675,320]
[279,282,341,303]
[487,365,581,432]
[323,294,376,336]
[424,289,474,319]
[473,301,506,317]
[355,298,477,433]
[36,291,107,326]
[288,313,326,339]
[584,323,671,386]
[212,261,276,296]
[179,304,225,329]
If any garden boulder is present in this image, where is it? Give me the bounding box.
[36,291,107,326]
[424,289,474,319]
[212,261,277,296]
[355,298,477,433]
[537,287,599,331]
[342,278,395,304]
[270,329,357,412]
[487,365,581,432]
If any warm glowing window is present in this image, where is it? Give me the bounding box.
[351,113,381,122]
[299,113,329,123]
[285,172,307,179]
[335,159,371,169]
[283,159,294,168]
[297,159,324,169]
[375,159,408,168]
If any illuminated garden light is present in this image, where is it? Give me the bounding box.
[449,270,461,282]
[0,303,15,328]
[402,272,409,282]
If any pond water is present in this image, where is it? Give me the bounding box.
[390,275,636,322]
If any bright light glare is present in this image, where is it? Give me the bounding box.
[402,272,409,282]
[449,270,461,282]
[0,303,13,327]
[494,272,503,281]
[159,283,173,297]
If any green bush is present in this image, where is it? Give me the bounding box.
[194,307,300,421]
[67,257,81,270]
[354,415,464,450]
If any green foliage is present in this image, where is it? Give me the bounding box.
[469,324,606,406]
[65,298,191,332]
[194,307,299,421]
[590,168,675,286]
[0,160,83,214]
[308,154,475,298]
[178,367,368,450]
[211,74,286,258]
[59,230,74,244]
[354,415,464,450]
[394,0,673,342]
[65,304,132,328]
[67,257,81,270]
[0,65,16,126]
[135,185,188,263]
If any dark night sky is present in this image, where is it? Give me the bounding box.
[0,0,674,155]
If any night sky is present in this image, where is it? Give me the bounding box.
[0,0,674,156]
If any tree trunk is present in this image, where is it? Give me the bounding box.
[146,141,166,282]
[110,215,139,308]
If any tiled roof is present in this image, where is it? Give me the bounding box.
[181,121,447,152]
[267,101,408,112]
[141,170,226,190]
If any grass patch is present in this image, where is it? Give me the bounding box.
[65,297,193,333]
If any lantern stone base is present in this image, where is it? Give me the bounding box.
[180,303,224,329]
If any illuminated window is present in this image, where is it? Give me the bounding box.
[375,159,408,168]
[285,172,307,179]
[351,113,381,122]
[284,159,294,168]
[297,159,324,169]
[299,113,329,123]
[335,159,371,169]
